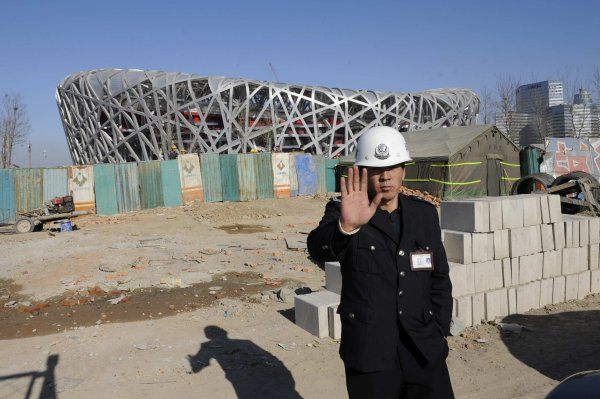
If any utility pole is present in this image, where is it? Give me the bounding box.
[28,142,31,168]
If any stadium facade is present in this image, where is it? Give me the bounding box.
[56,69,480,164]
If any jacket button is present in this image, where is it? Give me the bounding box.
[322,245,329,250]
[400,271,406,277]
[370,245,375,251]
[398,250,405,256]
[348,313,355,319]
[398,310,403,315]
[425,246,430,251]
[398,290,404,296]
[428,310,434,315]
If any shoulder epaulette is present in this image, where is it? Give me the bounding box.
[399,186,441,208]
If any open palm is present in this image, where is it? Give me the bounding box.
[339,166,382,231]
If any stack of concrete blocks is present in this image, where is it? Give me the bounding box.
[444,194,600,328]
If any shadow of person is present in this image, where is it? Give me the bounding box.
[0,353,58,399]
[501,309,600,381]
[187,326,302,398]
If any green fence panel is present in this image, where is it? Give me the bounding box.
[161,160,183,207]
[326,159,339,192]
[14,168,43,213]
[220,154,240,202]
[237,154,258,201]
[115,163,141,213]
[256,153,274,199]
[313,155,327,195]
[138,160,164,209]
[200,153,223,202]
[92,164,118,215]
[43,168,68,202]
[0,169,16,223]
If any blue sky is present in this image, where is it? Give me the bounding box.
[1,0,599,167]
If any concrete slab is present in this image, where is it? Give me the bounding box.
[540,224,555,252]
[578,271,591,300]
[485,288,508,321]
[509,225,542,258]
[511,258,520,286]
[441,200,490,233]
[589,218,600,245]
[516,281,541,314]
[471,292,486,325]
[325,262,342,295]
[295,291,340,338]
[493,230,509,260]
[589,244,599,270]
[553,222,566,250]
[501,196,524,230]
[502,258,511,288]
[518,252,543,284]
[328,305,341,340]
[508,287,517,315]
[472,233,494,263]
[592,270,600,294]
[443,230,472,264]
[473,260,504,292]
[548,195,563,223]
[553,276,566,304]
[449,263,468,297]
[565,274,579,301]
[542,249,562,279]
[540,278,553,307]
[456,296,473,327]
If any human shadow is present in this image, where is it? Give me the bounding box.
[0,354,58,398]
[501,310,600,381]
[187,326,302,398]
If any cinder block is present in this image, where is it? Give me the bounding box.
[494,230,509,260]
[516,281,541,313]
[553,276,566,304]
[578,271,591,300]
[441,201,490,233]
[508,287,517,314]
[580,246,589,272]
[591,270,600,294]
[565,274,578,301]
[509,226,542,257]
[465,263,475,294]
[542,249,562,278]
[572,220,580,248]
[591,245,600,271]
[564,221,573,248]
[485,288,508,321]
[452,298,458,317]
[295,291,340,338]
[540,224,555,252]
[511,258,519,286]
[548,195,562,223]
[443,230,472,264]
[562,247,582,275]
[501,197,524,230]
[553,222,566,249]
[519,253,543,284]
[578,217,589,247]
[456,296,473,327]
[471,292,486,325]
[472,197,503,231]
[521,195,542,227]
[473,260,504,292]
[540,278,553,307]
[328,305,341,339]
[472,233,494,263]
[449,262,468,297]
[502,258,511,287]
[589,218,600,245]
[325,262,342,295]
[538,194,551,224]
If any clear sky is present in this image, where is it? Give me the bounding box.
[1,0,599,167]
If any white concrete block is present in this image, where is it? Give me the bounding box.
[443,230,472,264]
[521,195,542,227]
[493,230,509,260]
[578,217,590,247]
[509,226,542,257]
[548,194,562,223]
[502,258,511,287]
[562,247,582,275]
[452,298,458,318]
[578,271,591,300]
[540,224,555,252]
[465,263,475,295]
[516,281,541,313]
[449,262,468,297]
[589,218,600,245]
[591,270,600,294]
[519,252,543,284]
[591,244,600,270]
[325,262,342,295]
[508,287,517,315]
[472,197,503,231]
[565,274,578,301]
[553,222,566,250]
[472,292,486,325]
[580,246,589,272]
[564,220,573,248]
[456,296,473,327]
[328,305,341,339]
[501,197,524,230]
[540,278,553,307]
[538,194,551,224]
[542,249,562,278]
[511,257,519,286]
[472,233,494,263]
[553,276,566,304]
[295,291,340,338]
[441,200,490,233]
[572,220,580,248]
[485,288,508,321]
[473,260,504,292]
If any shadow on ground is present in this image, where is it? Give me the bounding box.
[0,354,58,399]
[501,310,600,381]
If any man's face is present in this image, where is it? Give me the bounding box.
[366,164,405,201]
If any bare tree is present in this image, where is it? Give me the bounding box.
[593,67,600,104]
[0,94,30,168]
[478,87,494,124]
[493,75,520,143]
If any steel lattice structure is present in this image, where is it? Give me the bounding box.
[56,69,480,164]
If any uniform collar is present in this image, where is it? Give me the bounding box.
[368,195,408,244]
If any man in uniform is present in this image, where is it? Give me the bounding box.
[307,126,453,399]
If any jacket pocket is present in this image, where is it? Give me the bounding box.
[337,302,372,324]
[354,234,384,274]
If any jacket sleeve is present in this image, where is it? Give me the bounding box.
[430,208,453,336]
[307,200,354,262]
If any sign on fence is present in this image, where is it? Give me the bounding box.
[271,153,291,198]
[68,165,95,213]
[178,154,204,204]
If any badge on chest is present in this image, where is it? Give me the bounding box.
[410,250,434,271]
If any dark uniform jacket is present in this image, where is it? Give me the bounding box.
[307,194,453,372]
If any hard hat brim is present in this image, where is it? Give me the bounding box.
[354,157,412,168]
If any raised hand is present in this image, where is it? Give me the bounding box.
[339,166,382,232]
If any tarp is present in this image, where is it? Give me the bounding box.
[178,153,204,204]
[68,165,95,213]
[271,153,291,198]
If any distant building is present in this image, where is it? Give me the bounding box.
[516,80,564,114]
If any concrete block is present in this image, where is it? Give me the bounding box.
[485,288,508,321]
[325,262,342,295]
[509,226,542,257]
[328,305,341,339]
[493,230,509,260]
[471,292,486,325]
[591,270,600,294]
[521,195,542,227]
[473,260,504,292]
[518,253,543,284]
[472,197,503,231]
[465,263,475,294]
[502,258,511,287]
[580,246,589,272]
[508,287,517,315]
[538,194,551,224]
[542,249,562,278]
[564,220,573,248]
[589,218,600,245]
[501,196,524,230]
[511,258,519,286]
[562,247,582,275]
[553,222,566,250]
[443,230,472,264]
[449,263,468,297]
[540,224,555,252]
[565,274,578,301]
[452,298,458,317]
[516,281,541,313]
[553,276,566,304]
[441,201,490,233]
[548,194,563,223]
[578,271,591,300]
[572,220,580,248]
[456,296,473,327]
[472,233,494,263]
[578,217,589,246]
[540,278,553,307]
[295,291,340,338]
[591,244,600,270]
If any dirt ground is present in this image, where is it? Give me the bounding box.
[1,196,599,398]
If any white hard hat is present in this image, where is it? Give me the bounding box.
[354,126,412,167]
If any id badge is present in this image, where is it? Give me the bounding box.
[410,251,434,271]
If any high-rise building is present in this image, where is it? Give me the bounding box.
[516,80,564,114]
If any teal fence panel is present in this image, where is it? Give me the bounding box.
[138,160,164,209]
[93,164,118,215]
[200,153,223,202]
[220,154,240,202]
[326,159,339,192]
[43,168,68,202]
[115,163,141,213]
[161,160,183,207]
[0,169,16,223]
[14,168,43,212]
[237,154,258,201]
[256,153,274,199]
[313,155,327,195]
[289,153,298,197]
[295,154,317,196]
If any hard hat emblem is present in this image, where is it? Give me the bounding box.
[374,143,390,160]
